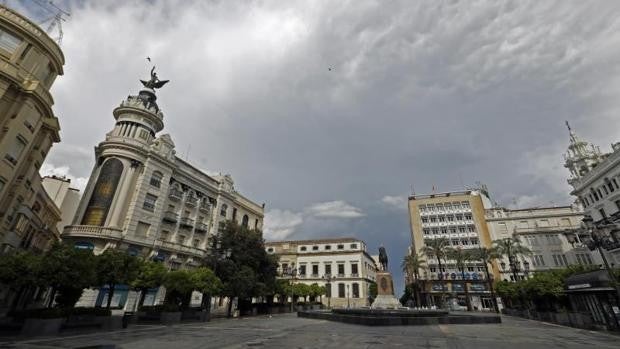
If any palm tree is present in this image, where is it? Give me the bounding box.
[401,253,426,306]
[446,247,473,311]
[493,238,532,282]
[421,237,450,307]
[471,247,501,313]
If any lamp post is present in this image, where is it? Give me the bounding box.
[322,274,336,309]
[284,265,298,312]
[581,216,620,302]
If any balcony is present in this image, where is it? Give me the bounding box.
[169,189,183,201]
[154,240,204,258]
[195,222,209,232]
[179,217,194,228]
[162,211,178,223]
[185,196,198,207]
[199,201,211,213]
[62,225,123,240]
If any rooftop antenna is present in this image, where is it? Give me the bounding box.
[35,1,70,46]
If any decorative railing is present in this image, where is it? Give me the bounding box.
[169,189,183,201]
[162,211,178,223]
[195,223,209,232]
[62,225,123,239]
[179,217,194,228]
[154,240,205,257]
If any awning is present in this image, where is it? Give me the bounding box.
[565,270,612,292]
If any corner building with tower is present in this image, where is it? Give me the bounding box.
[63,70,264,307]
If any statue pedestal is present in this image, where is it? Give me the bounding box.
[371,272,402,309]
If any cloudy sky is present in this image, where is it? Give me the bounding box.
[12,0,620,291]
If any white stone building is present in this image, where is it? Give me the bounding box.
[486,205,601,281]
[62,70,264,307]
[563,122,620,264]
[42,175,81,234]
[265,238,377,308]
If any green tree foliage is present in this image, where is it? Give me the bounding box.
[446,247,474,311]
[95,250,140,308]
[401,253,425,282]
[400,284,414,305]
[0,251,43,310]
[131,260,168,307]
[368,282,378,301]
[211,221,279,316]
[163,269,196,309]
[309,283,326,302]
[421,238,450,306]
[190,267,223,310]
[39,243,96,308]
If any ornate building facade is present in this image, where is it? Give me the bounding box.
[563,122,620,264]
[265,238,377,308]
[62,69,264,279]
[485,205,600,281]
[0,5,64,253]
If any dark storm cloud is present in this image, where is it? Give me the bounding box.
[11,0,620,291]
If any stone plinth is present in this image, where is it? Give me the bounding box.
[371,272,402,309]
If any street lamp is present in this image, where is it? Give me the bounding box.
[322,274,336,309]
[523,260,530,279]
[283,265,298,312]
[581,215,620,301]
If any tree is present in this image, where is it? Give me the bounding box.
[38,243,96,308]
[309,283,326,303]
[163,270,196,309]
[493,238,532,281]
[0,251,42,310]
[368,282,378,303]
[420,237,450,307]
[95,250,140,309]
[190,267,222,312]
[401,253,426,307]
[470,247,501,312]
[446,247,474,311]
[211,221,279,316]
[131,260,167,308]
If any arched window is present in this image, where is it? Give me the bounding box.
[150,171,163,188]
[241,214,249,227]
[220,204,228,217]
[82,158,124,226]
[352,283,359,298]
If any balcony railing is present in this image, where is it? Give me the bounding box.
[199,201,211,213]
[62,225,123,240]
[179,217,194,228]
[186,196,198,207]
[169,189,183,201]
[195,223,209,232]
[154,240,204,258]
[162,211,178,223]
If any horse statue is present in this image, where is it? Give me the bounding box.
[378,245,388,271]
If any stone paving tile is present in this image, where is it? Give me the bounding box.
[0,314,618,349]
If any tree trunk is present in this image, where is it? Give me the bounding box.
[138,288,147,308]
[227,297,233,318]
[437,258,444,308]
[106,284,115,309]
[461,268,472,311]
[483,263,499,313]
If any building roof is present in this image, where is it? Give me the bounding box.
[265,237,361,245]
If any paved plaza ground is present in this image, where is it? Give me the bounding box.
[0,313,618,349]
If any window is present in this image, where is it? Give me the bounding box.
[350,243,357,249]
[338,283,345,298]
[300,246,307,251]
[5,136,27,165]
[467,225,476,232]
[421,217,428,223]
[461,201,470,209]
[351,263,358,275]
[440,227,448,234]
[312,264,319,275]
[449,227,457,234]
[143,193,158,211]
[159,230,169,241]
[241,214,249,227]
[432,228,439,234]
[458,226,466,233]
[447,215,454,222]
[451,239,459,246]
[232,208,238,221]
[464,213,472,220]
[136,222,151,237]
[0,28,22,53]
[150,171,163,188]
[444,203,452,210]
[220,204,228,217]
[352,283,359,298]
[139,129,149,140]
[254,219,259,229]
[455,214,463,221]
[177,235,186,244]
[471,238,479,245]
[430,216,437,223]
[337,244,344,250]
[438,215,446,222]
[325,245,331,250]
[312,245,319,251]
[337,264,345,276]
[453,203,461,210]
[193,239,200,247]
[267,247,274,253]
[423,228,430,235]
[299,265,306,276]
[325,264,332,275]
